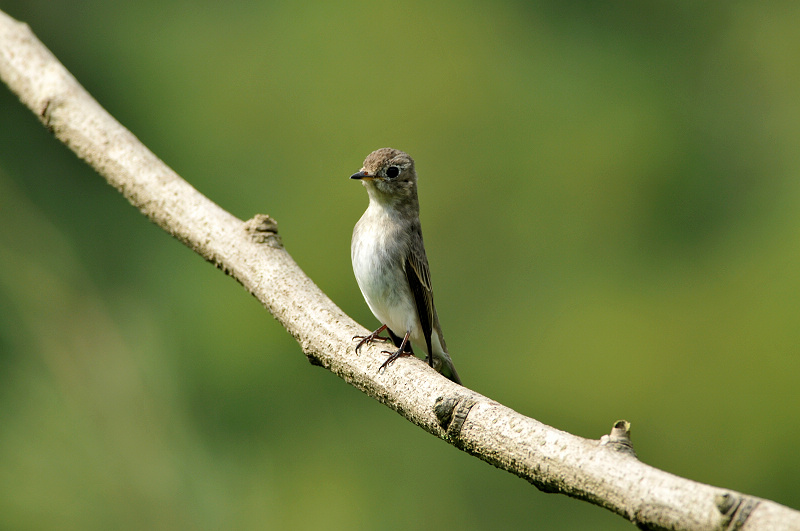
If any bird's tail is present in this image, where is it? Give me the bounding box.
[432,351,462,385]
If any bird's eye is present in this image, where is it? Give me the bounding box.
[386,166,400,178]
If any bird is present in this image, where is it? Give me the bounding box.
[350,148,462,385]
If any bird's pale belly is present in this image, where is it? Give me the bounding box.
[354,255,416,334]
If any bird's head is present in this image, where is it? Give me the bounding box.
[350,148,418,205]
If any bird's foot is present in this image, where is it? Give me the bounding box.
[353,324,391,353]
[378,347,415,373]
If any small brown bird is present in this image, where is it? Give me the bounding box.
[350,148,461,384]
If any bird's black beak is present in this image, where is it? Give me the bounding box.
[350,171,372,180]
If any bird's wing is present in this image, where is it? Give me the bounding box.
[405,230,435,359]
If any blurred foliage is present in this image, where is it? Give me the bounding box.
[2,1,800,529]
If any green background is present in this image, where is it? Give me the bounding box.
[2,1,799,529]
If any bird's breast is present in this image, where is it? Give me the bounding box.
[351,212,417,335]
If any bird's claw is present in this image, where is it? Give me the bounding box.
[378,348,414,373]
[353,325,391,353]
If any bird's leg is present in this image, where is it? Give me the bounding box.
[386,328,414,354]
[353,324,391,353]
[379,331,414,373]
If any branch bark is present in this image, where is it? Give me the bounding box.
[1,10,797,530]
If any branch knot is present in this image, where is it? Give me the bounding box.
[244,214,283,248]
[434,395,477,437]
[599,420,637,458]
[715,492,760,531]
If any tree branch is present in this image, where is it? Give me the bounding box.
[1,10,797,530]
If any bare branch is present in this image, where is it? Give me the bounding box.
[1,10,797,530]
